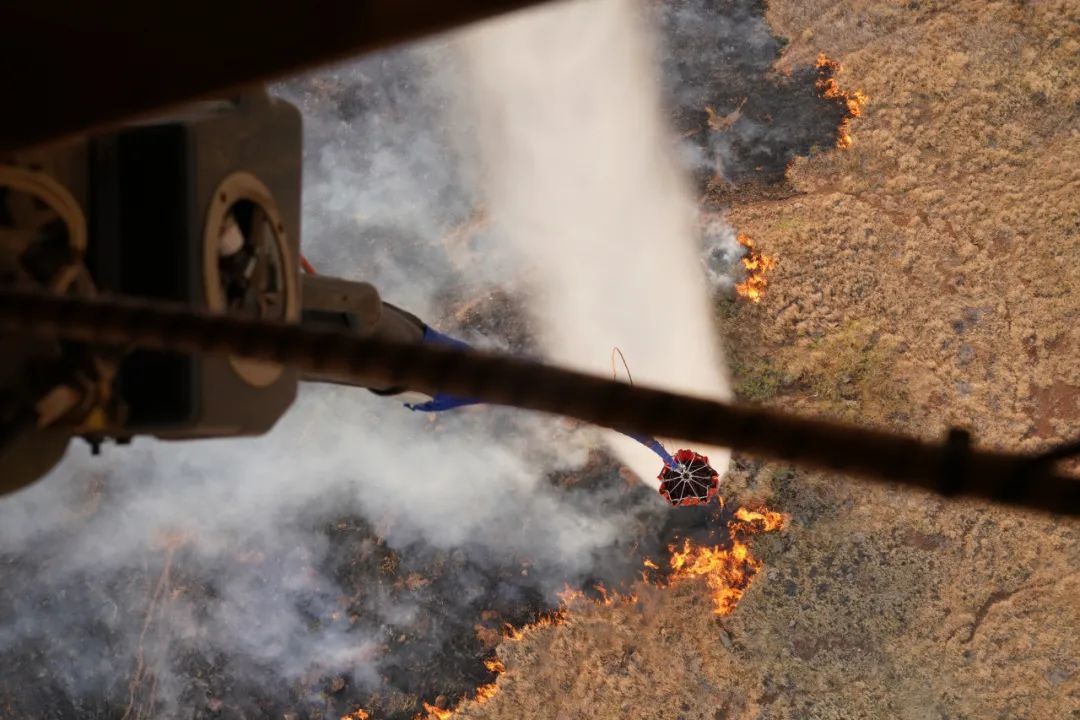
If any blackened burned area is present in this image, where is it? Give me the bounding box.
[0,462,732,720]
[0,290,741,720]
[0,4,847,719]
[659,0,851,185]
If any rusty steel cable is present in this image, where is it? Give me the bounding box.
[1,288,1077,516]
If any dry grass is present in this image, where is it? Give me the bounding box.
[469,2,1080,718]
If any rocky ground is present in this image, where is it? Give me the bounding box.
[462,2,1080,718]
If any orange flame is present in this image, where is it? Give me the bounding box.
[428,504,786,716]
[733,507,787,532]
[667,538,755,616]
[502,622,526,642]
[513,506,789,630]
[735,234,777,303]
[557,583,635,609]
[815,52,868,148]
[341,711,370,720]
[415,651,508,718]
[646,505,787,616]
[421,704,454,720]
[501,607,566,642]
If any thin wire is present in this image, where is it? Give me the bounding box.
[611,346,634,386]
[611,346,680,463]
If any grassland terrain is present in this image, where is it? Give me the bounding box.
[462,2,1080,718]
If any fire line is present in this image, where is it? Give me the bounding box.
[408,505,786,719]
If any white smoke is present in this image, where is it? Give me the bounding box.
[0,1,741,715]
[457,0,733,481]
[0,390,625,713]
[0,34,660,718]
[701,212,745,290]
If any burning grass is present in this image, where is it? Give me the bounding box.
[417,659,504,719]
[735,234,777,304]
[411,503,787,718]
[815,53,869,149]
[660,506,786,616]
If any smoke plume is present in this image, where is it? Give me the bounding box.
[0,14,681,718]
[456,0,733,483]
[656,0,857,185]
[0,1,852,717]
